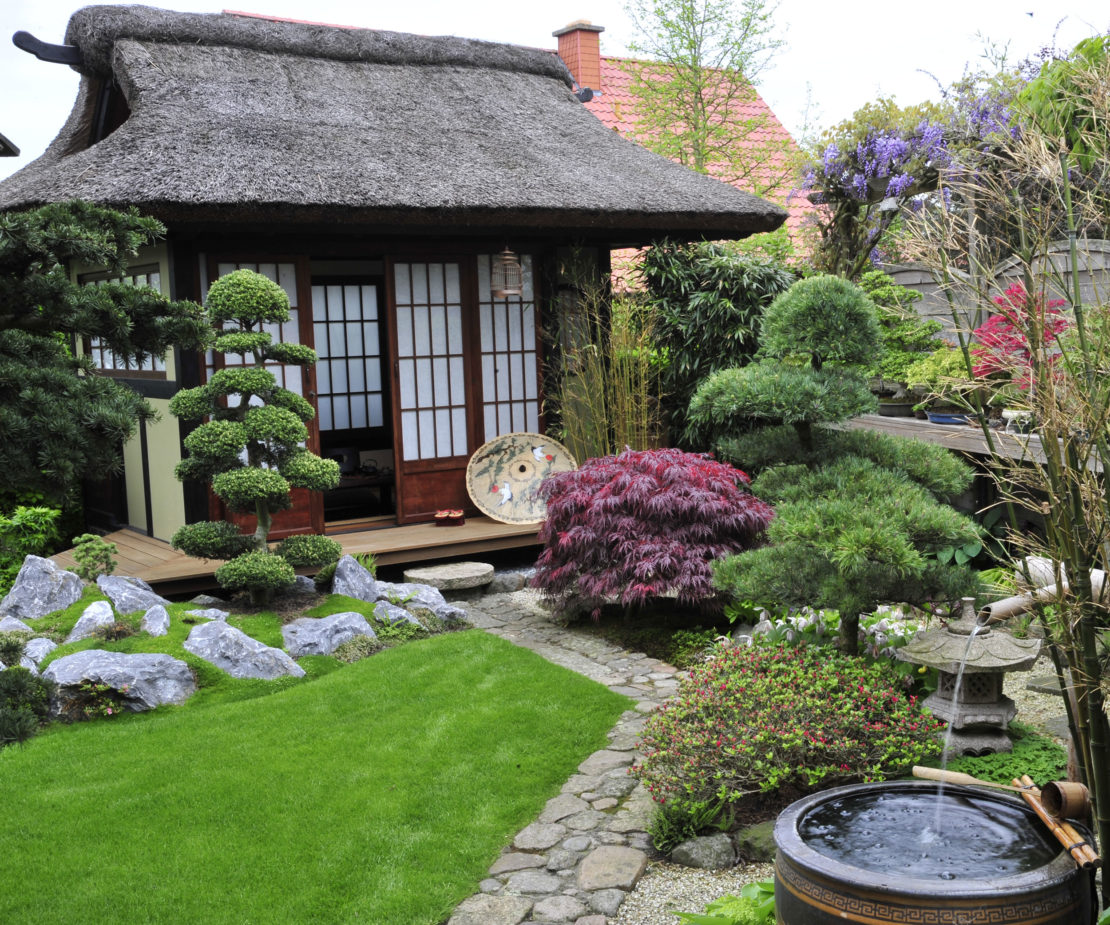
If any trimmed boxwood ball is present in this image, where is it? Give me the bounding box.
[214,331,272,356]
[243,405,308,445]
[265,342,318,366]
[205,268,290,326]
[281,451,341,491]
[206,366,278,399]
[183,420,249,460]
[274,534,342,568]
[212,467,292,512]
[215,550,296,599]
[171,521,257,560]
[169,386,214,422]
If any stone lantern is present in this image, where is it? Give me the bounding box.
[897,598,1041,756]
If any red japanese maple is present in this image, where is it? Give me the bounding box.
[971,284,1069,388]
[532,448,773,619]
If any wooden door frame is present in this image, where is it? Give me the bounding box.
[202,254,324,536]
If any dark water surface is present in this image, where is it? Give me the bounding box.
[799,790,1059,880]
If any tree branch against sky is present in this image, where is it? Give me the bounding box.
[622,0,798,197]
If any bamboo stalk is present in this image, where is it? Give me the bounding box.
[1013,776,1101,869]
[912,766,1026,792]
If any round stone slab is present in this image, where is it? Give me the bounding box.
[403,562,494,591]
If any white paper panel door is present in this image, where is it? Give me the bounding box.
[393,262,468,462]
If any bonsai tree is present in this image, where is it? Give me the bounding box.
[690,274,980,653]
[170,269,340,604]
[858,270,947,394]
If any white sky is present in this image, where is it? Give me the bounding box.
[1,0,1107,183]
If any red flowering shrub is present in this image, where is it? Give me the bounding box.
[632,644,942,812]
[972,284,1069,388]
[533,448,773,618]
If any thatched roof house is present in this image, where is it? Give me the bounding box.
[1,5,785,541]
[0,4,785,240]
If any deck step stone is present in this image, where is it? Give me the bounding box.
[402,561,494,590]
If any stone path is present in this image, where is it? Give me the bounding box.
[446,589,685,925]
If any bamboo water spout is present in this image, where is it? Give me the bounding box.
[981,560,1107,623]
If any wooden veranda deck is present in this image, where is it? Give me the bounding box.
[840,413,1089,468]
[51,517,541,596]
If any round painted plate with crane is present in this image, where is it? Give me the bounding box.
[466,433,578,524]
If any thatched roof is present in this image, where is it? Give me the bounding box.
[0,5,786,242]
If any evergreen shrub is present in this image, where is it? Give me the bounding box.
[633,643,942,814]
[274,534,342,568]
[0,667,54,748]
[532,447,773,619]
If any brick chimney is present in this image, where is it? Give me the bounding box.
[553,20,604,91]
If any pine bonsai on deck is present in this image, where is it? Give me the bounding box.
[170,269,341,604]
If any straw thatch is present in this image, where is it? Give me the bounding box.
[0,5,786,240]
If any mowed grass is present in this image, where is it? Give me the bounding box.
[0,630,631,924]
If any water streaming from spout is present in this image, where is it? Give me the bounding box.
[921,607,986,846]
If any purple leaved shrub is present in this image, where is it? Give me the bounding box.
[532,448,774,618]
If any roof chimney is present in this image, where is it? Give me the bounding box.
[553,20,604,91]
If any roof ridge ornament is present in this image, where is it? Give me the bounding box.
[13,30,82,66]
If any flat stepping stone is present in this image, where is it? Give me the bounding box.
[403,561,493,591]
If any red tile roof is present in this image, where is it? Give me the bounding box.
[577,54,814,242]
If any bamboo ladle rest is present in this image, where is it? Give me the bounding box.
[912,766,1101,869]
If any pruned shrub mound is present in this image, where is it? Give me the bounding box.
[632,644,942,819]
[532,447,774,618]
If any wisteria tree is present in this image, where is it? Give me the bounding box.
[799,110,950,279]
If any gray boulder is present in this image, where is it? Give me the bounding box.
[373,601,422,626]
[66,600,116,642]
[19,656,39,674]
[188,594,226,607]
[375,580,447,610]
[293,575,316,593]
[97,575,170,615]
[184,621,305,679]
[0,616,34,634]
[44,649,196,713]
[23,637,57,665]
[0,556,84,621]
[331,556,378,601]
[670,833,736,869]
[282,612,376,657]
[184,608,228,622]
[141,604,171,637]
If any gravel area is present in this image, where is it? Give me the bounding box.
[610,649,1071,924]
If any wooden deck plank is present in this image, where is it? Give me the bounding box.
[839,414,1076,467]
[51,517,540,595]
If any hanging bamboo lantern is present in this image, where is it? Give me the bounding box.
[490,247,523,299]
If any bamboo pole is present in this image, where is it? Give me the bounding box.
[1013,776,1101,869]
[912,766,1027,792]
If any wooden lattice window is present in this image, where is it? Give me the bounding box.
[478,254,538,438]
[311,282,385,431]
[393,262,468,461]
[79,264,167,378]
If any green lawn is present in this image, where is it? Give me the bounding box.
[0,630,631,924]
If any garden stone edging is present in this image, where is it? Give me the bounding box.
[446,589,689,925]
